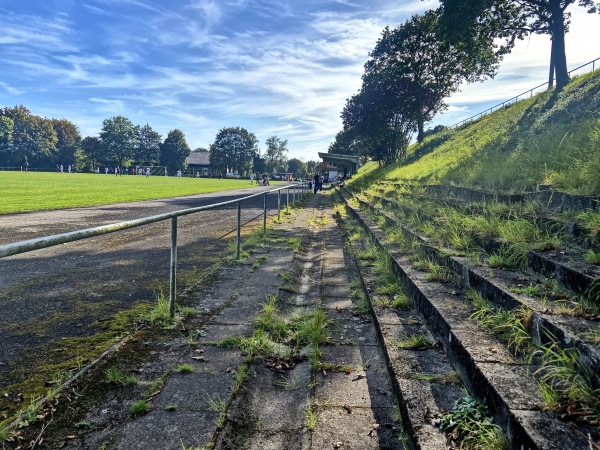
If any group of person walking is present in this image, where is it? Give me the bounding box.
[313,172,324,194]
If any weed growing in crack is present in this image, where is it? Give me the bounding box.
[424,260,450,282]
[583,328,600,345]
[144,375,166,400]
[147,292,177,327]
[105,367,138,385]
[409,372,461,384]
[469,291,534,355]
[130,400,149,417]
[531,341,600,425]
[177,364,194,373]
[510,284,543,297]
[440,395,508,450]
[287,237,302,252]
[305,406,318,430]
[486,245,522,269]
[395,335,433,349]
[205,394,228,427]
[232,365,248,394]
[353,295,371,316]
[585,249,600,265]
[392,293,413,309]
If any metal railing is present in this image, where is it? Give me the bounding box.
[0,182,310,317]
[450,56,600,129]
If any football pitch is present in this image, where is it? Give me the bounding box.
[0,171,269,214]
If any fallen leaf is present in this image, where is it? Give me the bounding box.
[352,374,366,382]
[194,349,204,354]
[191,356,206,361]
[343,404,353,414]
[65,435,76,439]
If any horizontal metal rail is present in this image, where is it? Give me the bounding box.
[0,184,304,259]
[1,182,310,316]
[450,56,599,129]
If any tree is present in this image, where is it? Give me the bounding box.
[52,118,81,165]
[209,127,258,176]
[160,129,191,173]
[0,116,14,164]
[287,158,306,179]
[99,116,137,166]
[81,136,104,169]
[305,160,320,176]
[135,124,162,165]
[253,152,266,176]
[264,136,288,174]
[0,106,57,166]
[439,0,599,89]
[365,10,500,142]
[342,82,416,165]
[328,129,371,163]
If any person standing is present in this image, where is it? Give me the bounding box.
[146,167,151,178]
[250,173,254,185]
[313,172,320,194]
[319,174,324,191]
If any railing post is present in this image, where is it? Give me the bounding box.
[287,188,290,209]
[293,185,296,203]
[277,190,281,222]
[263,192,267,236]
[169,216,177,318]
[236,201,241,260]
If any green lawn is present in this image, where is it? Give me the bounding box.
[0,171,273,214]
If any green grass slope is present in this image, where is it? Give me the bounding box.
[354,69,600,195]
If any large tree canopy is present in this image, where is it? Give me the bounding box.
[440,0,599,89]
[99,116,137,166]
[209,127,258,176]
[365,9,501,142]
[160,129,191,173]
[0,105,57,166]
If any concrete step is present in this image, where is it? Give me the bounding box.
[340,191,594,449]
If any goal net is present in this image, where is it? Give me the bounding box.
[132,166,167,176]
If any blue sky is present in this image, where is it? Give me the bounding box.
[1,1,599,162]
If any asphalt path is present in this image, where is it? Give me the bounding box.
[0,184,302,407]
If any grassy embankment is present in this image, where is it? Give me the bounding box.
[352,69,600,195]
[0,172,281,214]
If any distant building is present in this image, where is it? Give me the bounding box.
[187,151,211,176]
[274,172,293,181]
[317,153,359,179]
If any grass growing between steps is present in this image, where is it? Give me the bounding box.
[440,395,508,450]
[469,290,600,428]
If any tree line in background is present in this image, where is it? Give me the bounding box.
[0,106,319,178]
[330,0,599,165]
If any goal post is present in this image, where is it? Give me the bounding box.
[133,166,167,176]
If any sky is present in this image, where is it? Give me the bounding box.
[1,1,599,162]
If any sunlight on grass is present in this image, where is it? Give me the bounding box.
[0,172,283,214]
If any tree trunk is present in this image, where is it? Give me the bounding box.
[548,44,554,89]
[549,0,569,89]
[416,111,425,143]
